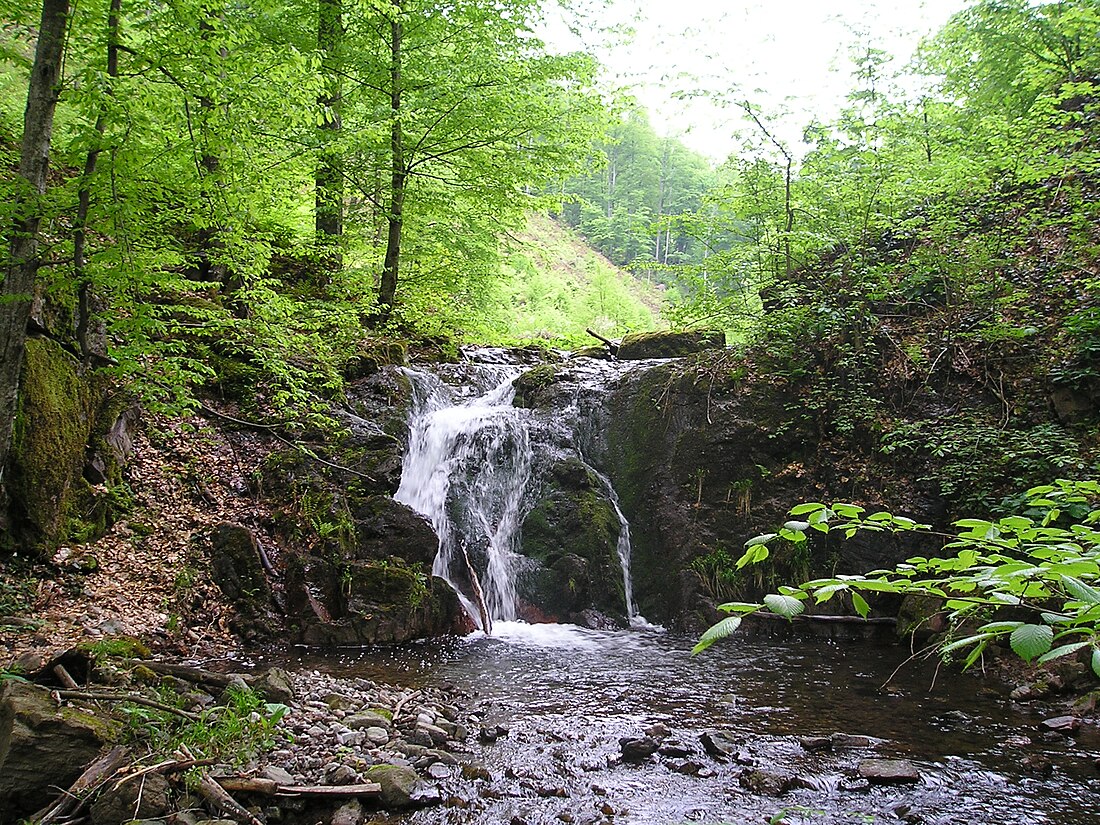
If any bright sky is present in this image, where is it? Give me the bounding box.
[546,0,971,161]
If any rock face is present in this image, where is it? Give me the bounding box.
[600,358,944,627]
[518,458,626,622]
[208,524,275,639]
[0,680,116,817]
[617,330,725,360]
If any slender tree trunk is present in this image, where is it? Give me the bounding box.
[378,5,403,312]
[0,0,70,480]
[195,6,228,286]
[74,0,121,361]
[315,0,343,270]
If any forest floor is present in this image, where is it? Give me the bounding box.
[1,412,273,672]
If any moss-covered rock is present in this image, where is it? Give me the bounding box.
[8,338,127,551]
[512,363,565,409]
[617,330,725,360]
[518,458,625,621]
[0,680,119,817]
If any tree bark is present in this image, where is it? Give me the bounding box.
[0,0,71,483]
[74,0,120,361]
[378,4,403,313]
[315,0,343,270]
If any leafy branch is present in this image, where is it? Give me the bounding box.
[694,479,1100,679]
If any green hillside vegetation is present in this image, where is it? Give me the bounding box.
[481,213,664,346]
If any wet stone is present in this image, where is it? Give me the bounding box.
[672,760,705,776]
[799,735,832,752]
[700,730,739,758]
[738,768,793,797]
[619,736,659,762]
[858,758,921,785]
[657,742,693,758]
[831,732,883,749]
[427,763,452,779]
[645,722,671,738]
[1039,715,1081,733]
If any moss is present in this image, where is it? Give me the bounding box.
[78,637,152,662]
[344,560,429,611]
[9,339,103,548]
[513,363,563,409]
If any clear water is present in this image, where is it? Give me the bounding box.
[287,626,1100,825]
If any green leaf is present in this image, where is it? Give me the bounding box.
[1010,624,1054,662]
[692,616,742,655]
[942,633,993,654]
[1093,647,1100,679]
[763,593,805,619]
[964,639,989,669]
[1037,641,1090,663]
[789,503,824,516]
[783,520,810,532]
[745,533,776,548]
[851,591,870,619]
[717,602,763,614]
[1062,576,1100,605]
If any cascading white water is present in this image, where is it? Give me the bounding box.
[395,367,531,626]
[396,356,652,630]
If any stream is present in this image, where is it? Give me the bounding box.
[297,351,1100,823]
[285,624,1100,824]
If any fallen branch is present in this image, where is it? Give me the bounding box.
[392,689,420,721]
[461,542,492,636]
[52,663,80,689]
[124,660,235,689]
[197,772,264,825]
[32,746,128,825]
[585,327,619,355]
[275,783,381,798]
[55,690,200,721]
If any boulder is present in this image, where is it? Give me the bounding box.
[90,773,171,825]
[249,667,294,704]
[366,764,422,809]
[0,681,118,817]
[738,768,793,796]
[699,730,740,758]
[208,524,274,639]
[616,330,725,360]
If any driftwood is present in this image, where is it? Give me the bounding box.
[585,328,619,355]
[213,777,382,798]
[391,688,420,721]
[32,745,128,825]
[55,689,200,721]
[276,783,381,798]
[460,543,492,636]
[197,772,265,825]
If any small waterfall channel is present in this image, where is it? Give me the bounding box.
[394,352,649,631]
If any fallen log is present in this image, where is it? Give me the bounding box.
[125,660,236,689]
[32,745,128,825]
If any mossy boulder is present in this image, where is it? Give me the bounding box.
[8,338,128,551]
[518,458,626,621]
[0,680,119,817]
[512,363,565,409]
[617,330,726,360]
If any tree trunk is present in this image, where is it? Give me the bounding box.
[378,5,403,313]
[315,0,343,270]
[74,0,120,361]
[0,0,70,482]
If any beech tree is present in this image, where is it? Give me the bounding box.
[0,0,69,481]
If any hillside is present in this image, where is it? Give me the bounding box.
[483,213,665,345]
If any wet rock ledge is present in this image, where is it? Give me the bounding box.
[0,649,481,825]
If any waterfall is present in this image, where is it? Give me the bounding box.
[396,355,651,630]
[396,366,530,627]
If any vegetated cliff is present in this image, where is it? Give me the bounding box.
[595,192,1099,629]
